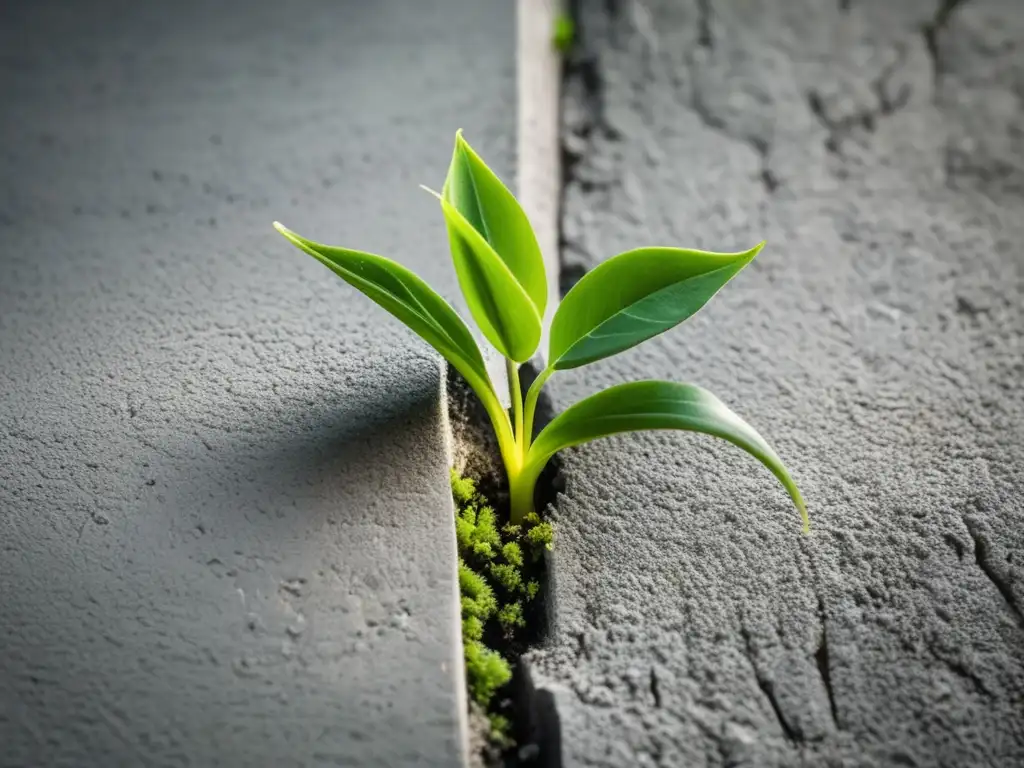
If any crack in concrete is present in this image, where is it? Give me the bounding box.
[686,58,779,194]
[648,667,662,708]
[696,0,713,49]
[740,621,799,744]
[926,643,994,698]
[964,516,1024,630]
[806,43,914,159]
[922,0,968,93]
[815,597,840,729]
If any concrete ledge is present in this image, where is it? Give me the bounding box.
[0,2,515,765]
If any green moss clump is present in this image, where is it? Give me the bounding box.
[452,468,553,741]
[450,468,477,505]
[464,639,511,706]
[459,561,497,620]
[463,615,484,642]
[501,541,523,568]
[488,563,522,594]
[523,512,554,557]
[497,601,525,633]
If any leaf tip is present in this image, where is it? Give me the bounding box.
[273,221,301,245]
[797,499,810,534]
[419,184,443,201]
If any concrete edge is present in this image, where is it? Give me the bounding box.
[440,360,473,766]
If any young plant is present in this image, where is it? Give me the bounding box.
[274,131,809,533]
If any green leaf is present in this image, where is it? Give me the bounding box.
[549,243,764,370]
[429,191,542,363]
[442,130,547,317]
[526,380,809,532]
[273,220,495,400]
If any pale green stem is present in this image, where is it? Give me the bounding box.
[508,366,555,525]
[507,358,524,452]
[522,366,554,454]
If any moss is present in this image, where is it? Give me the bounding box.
[464,639,512,706]
[525,519,554,556]
[459,561,497,620]
[473,506,501,551]
[463,615,484,642]
[451,468,553,746]
[454,514,475,552]
[489,563,523,594]
[450,468,477,505]
[501,541,523,568]
[497,601,525,633]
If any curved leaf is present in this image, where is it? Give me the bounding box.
[433,193,542,363]
[526,380,809,532]
[273,221,496,402]
[549,243,764,370]
[443,130,547,316]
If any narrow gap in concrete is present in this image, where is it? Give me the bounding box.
[447,364,563,768]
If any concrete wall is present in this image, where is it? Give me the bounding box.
[530,0,1024,765]
[0,1,514,765]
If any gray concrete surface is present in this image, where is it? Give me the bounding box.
[0,1,514,766]
[529,0,1024,765]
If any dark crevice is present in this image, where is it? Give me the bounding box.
[944,532,966,560]
[558,262,587,296]
[964,517,1024,630]
[740,623,800,744]
[751,136,779,194]
[447,366,563,767]
[649,667,662,708]
[697,0,714,49]
[839,0,852,12]
[688,65,778,193]
[872,44,912,116]
[814,599,840,728]
[943,656,992,697]
[807,44,912,160]
[512,663,563,768]
[923,0,966,88]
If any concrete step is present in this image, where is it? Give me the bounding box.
[0,2,515,765]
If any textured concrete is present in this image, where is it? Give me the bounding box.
[529,1,1024,766]
[0,1,514,766]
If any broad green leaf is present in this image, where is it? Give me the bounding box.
[432,192,542,363]
[273,221,495,401]
[549,243,764,370]
[442,130,547,317]
[526,380,809,532]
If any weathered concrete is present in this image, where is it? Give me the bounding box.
[529,0,1024,765]
[0,1,514,766]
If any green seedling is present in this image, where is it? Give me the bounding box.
[274,131,809,532]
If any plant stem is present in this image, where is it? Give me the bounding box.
[522,366,553,453]
[508,465,533,525]
[507,358,524,451]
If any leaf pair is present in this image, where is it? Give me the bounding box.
[434,130,546,363]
